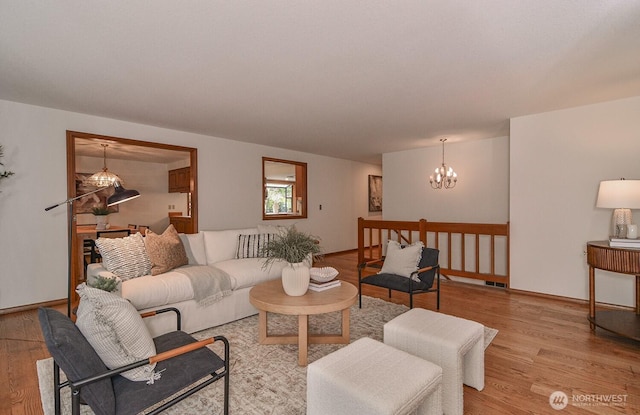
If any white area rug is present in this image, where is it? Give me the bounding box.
[37,296,498,415]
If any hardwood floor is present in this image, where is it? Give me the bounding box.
[1,250,638,414]
[325,252,640,415]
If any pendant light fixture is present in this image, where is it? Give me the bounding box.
[85,144,123,187]
[429,138,458,189]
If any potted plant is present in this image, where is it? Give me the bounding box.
[91,204,111,230]
[0,144,15,187]
[261,227,322,296]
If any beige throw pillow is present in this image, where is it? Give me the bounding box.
[145,224,189,275]
[379,240,424,279]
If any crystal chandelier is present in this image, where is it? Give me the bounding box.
[84,144,123,187]
[429,138,457,189]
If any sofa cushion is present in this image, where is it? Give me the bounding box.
[95,233,152,281]
[179,232,207,265]
[144,224,189,275]
[203,228,258,264]
[257,224,289,236]
[214,257,286,290]
[75,284,157,382]
[121,269,195,310]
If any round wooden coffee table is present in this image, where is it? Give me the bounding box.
[249,278,358,366]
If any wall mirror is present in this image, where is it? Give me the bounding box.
[262,157,307,220]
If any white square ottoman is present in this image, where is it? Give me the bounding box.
[307,337,442,415]
[384,308,484,415]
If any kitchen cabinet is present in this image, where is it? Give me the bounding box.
[168,167,190,193]
[170,216,194,234]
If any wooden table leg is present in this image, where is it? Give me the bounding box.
[589,266,596,330]
[298,314,308,366]
[636,275,640,315]
[258,310,268,343]
[341,307,350,342]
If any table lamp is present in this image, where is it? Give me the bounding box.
[595,179,640,238]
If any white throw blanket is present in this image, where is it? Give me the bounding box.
[175,265,232,307]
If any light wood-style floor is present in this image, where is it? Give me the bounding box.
[1,251,639,414]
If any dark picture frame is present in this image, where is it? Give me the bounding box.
[368,175,382,212]
[74,173,118,214]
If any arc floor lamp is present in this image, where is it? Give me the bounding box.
[45,181,140,316]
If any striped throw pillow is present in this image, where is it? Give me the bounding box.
[75,284,157,382]
[236,233,276,259]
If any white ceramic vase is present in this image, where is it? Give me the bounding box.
[95,215,108,230]
[281,262,310,296]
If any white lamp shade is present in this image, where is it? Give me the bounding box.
[596,180,640,209]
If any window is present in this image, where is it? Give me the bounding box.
[262,157,307,220]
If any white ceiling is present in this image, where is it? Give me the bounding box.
[1,1,640,165]
[75,137,190,164]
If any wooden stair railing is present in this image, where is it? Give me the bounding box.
[357,217,509,287]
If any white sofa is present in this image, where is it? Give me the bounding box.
[87,227,288,337]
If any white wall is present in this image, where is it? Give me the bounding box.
[0,100,380,309]
[383,136,509,223]
[510,96,640,306]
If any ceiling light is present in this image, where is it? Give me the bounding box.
[84,144,123,187]
[429,138,458,189]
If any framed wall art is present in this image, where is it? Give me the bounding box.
[368,175,382,212]
[74,172,118,214]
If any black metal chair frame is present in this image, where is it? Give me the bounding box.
[83,239,101,264]
[41,307,229,415]
[96,229,132,238]
[358,252,440,309]
[86,229,133,264]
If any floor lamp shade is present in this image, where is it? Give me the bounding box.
[596,179,640,238]
[44,180,140,316]
[107,181,140,206]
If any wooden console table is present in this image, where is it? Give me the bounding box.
[586,241,640,341]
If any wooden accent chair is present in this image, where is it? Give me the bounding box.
[38,307,229,415]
